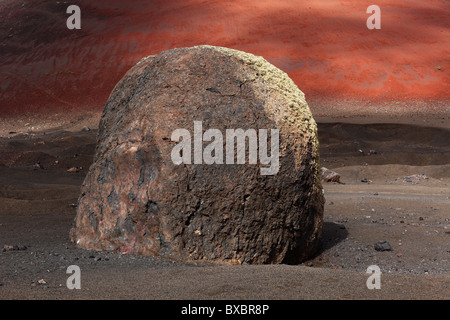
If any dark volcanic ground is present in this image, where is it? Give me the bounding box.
[0,117,449,299]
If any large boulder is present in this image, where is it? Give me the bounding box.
[70,45,324,264]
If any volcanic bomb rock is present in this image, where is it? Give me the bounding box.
[70,45,324,264]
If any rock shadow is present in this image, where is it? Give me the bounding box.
[313,222,349,257]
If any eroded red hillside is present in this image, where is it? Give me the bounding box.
[0,0,449,117]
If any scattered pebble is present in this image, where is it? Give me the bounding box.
[397,174,429,184]
[33,162,44,170]
[374,240,393,252]
[2,244,27,252]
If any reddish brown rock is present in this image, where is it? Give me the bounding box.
[70,45,324,264]
[321,167,341,183]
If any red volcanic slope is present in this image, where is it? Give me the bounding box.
[0,0,449,116]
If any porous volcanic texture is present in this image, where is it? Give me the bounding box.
[70,45,324,264]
